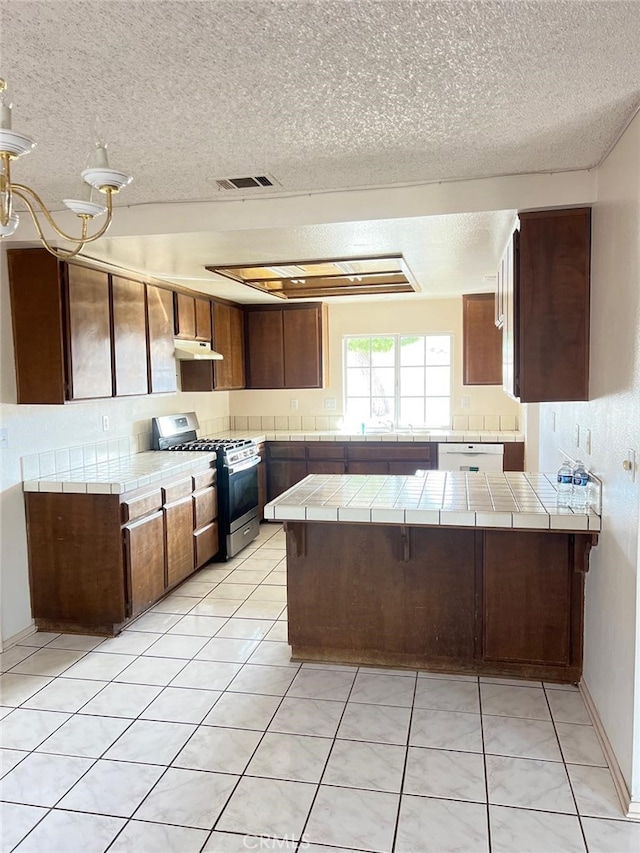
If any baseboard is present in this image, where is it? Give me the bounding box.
[2,622,36,651]
[580,679,639,820]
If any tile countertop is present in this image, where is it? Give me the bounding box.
[264,471,601,532]
[209,429,524,443]
[22,451,216,496]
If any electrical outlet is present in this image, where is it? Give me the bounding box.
[101,415,109,431]
[551,411,556,432]
[290,399,298,411]
[0,428,8,449]
[324,398,337,410]
[574,424,580,448]
[585,429,592,455]
[461,396,471,410]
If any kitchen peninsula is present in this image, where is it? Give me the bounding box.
[265,472,600,684]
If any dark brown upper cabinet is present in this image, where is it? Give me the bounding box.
[7,248,176,404]
[462,293,503,385]
[147,284,178,394]
[245,303,326,389]
[501,208,591,402]
[179,301,246,392]
[174,293,212,341]
[111,276,149,397]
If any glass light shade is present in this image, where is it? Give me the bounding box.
[0,210,19,236]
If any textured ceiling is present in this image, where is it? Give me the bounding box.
[83,210,517,302]
[1,0,639,208]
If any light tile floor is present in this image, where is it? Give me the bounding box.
[1,523,639,853]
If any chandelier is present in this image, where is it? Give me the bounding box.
[0,77,132,259]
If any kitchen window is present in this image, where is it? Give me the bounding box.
[343,334,452,428]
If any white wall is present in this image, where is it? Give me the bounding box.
[230,298,521,426]
[538,113,640,798]
[0,247,230,644]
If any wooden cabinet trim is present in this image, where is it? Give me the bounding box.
[462,293,502,386]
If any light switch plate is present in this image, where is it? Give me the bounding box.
[574,424,580,447]
[290,399,298,410]
[585,429,592,455]
[324,398,337,410]
[101,415,109,431]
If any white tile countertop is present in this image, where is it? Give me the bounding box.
[264,472,601,532]
[22,451,216,496]
[209,429,524,443]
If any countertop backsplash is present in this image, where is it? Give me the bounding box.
[230,413,520,433]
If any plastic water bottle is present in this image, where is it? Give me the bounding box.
[556,460,573,507]
[572,460,589,510]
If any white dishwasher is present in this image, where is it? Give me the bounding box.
[437,443,504,472]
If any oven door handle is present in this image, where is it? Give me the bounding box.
[227,455,261,475]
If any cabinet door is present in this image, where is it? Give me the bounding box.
[267,460,308,501]
[165,496,195,588]
[65,264,113,399]
[180,361,214,392]
[212,303,233,389]
[195,521,219,568]
[246,310,284,388]
[483,531,572,666]
[307,461,346,474]
[174,293,196,339]
[147,285,177,393]
[518,208,591,402]
[195,298,212,342]
[283,306,323,388]
[112,276,149,396]
[124,511,166,618]
[462,294,502,385]
[229,305,246,388]
[502,231,518,398]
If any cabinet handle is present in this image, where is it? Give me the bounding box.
[400,526,411,562]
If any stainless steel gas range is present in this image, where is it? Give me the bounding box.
[152,413,260,560]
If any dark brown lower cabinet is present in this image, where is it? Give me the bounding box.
[165,497,195,588]
[124,511,165,618]
[25,466,218,636]
[286,522,594,682]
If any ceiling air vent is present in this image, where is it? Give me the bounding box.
[215,174,278,191]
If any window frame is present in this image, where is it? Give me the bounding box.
[342,333,453,428]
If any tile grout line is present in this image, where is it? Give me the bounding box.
[389,671,419,853]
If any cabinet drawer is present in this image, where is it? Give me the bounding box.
[121,489,163,523]
[194,521,219,567]
[268,443,306,460]
[162,477,193,504]
[194,486,217,528]
[348,443,432,462]
[307,443,346,461]
[192,468,216,491]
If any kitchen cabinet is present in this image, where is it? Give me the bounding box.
[147,284,178,394]
[462,293,502,385]
[112,276,149,397]
[174,292,212,341]
[124,511,166,617]
[266,441,435,500]
[286,521,593,681]
[180,301,246,392]
[24,465,218,635]
[501,208,591,402]
[502,442,525,471]
[7,249,176,403]
[245,304,326,389]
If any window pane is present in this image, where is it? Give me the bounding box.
[370,337,395,366]
[400,398,425,424]
[345,398,370,421]
[400,366,425,395]
[346,338,371,367]
[425,366,450,395]
[424,397,450,427]
[400,336,424,365]
[371,367,395,397]
[371,397,394,419]
[346,367,370,396]
[425,336,451,365]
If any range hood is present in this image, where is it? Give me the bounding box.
[174,340,224,360]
